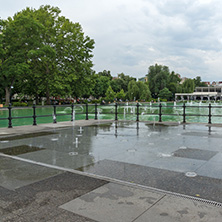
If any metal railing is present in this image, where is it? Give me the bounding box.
[0,102,222,128]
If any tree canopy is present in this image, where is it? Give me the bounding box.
[0,5,95,105]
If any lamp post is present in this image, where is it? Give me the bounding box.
[10,86,14,104]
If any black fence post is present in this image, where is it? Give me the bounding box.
[95,103,98,120]
[208,103,212,124]
[71,103,74,121]
[33,103,37,126]
[8,103,12,128]
[183,103,186,123]
[53,103,57,123]
[86,103,89,120]
[115,103,118,121]
[136,103,140,122]
[159,103,162,122]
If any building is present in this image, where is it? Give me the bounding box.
[175,86,222,101]
[138,76,148,82]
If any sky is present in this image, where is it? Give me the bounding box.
[1,0,222,81]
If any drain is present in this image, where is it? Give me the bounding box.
[69,152,78,156]
[185,172,197,177]
[158,153,172,157]
[127,149,137,153]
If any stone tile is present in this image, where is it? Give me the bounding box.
[82,159,222,203]
[109,150,159,166]
[196,161,222,179]
[0,156,62,190]
[207,152,222,163]
[134,195,222,222]
[60,183,164,222]
[46,210,97,222]
[173,148,218,161]
[148,156,206,173]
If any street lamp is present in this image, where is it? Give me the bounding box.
[10,86,14,104]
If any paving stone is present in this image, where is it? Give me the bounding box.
[134,195,222,222]
[60,183,164,222]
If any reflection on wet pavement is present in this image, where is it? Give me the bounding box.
[1,121,222,202]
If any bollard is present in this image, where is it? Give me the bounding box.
[183,103,186,123]
[95,103,98,120]
[71,103,74,121]
[115,103,118,121]
[86,103,88,120]
[8,103,12,128]
[53,103,57,123]
[33,104,37,125]
[136,103,140,122]
[208,104,212,124]
[159,103,162,122]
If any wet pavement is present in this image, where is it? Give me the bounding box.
[0,120,222,221]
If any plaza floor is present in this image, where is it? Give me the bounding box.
[0,120,222,221]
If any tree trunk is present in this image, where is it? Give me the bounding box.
[5,87,10,106]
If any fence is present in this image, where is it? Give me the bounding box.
[0,102,222,128]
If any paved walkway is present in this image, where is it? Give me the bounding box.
[0,120,222,222]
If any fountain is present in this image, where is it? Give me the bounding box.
[78,126,84,134]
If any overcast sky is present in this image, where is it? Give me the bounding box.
[1,0,222,81]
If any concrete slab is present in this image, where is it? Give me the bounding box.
[134,195,222,222]
[0,156,62,190]
[196,161,222,179]
[60,183,164,222]
[147,156,206,173]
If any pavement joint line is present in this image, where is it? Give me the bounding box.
[131,194,167,222]
[1,152,222,208]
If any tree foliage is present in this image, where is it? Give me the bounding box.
[116,89,125,101]
[0,5,94,105]
[182,79,195,93]
[105,86,116,102]
[148,64,170,97]
[158,87,172,100]
[193,76,207,87]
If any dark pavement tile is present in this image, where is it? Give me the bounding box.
[81,159,222,203]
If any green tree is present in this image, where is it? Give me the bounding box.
[127,80,139,101]
[116,89,125,101]
[98,70,112,81]
[110,78,124,93]
[91,75,110,98]
[118,73,136,92]
[194,76,207,87]
[105,86,116,102]
[1,5,95,105]
[0,12,42,105]
[136,81,151,101]
[147,64,170,98]
[168,71,181,84]
[182,79,195,93]
[158,87,172,100]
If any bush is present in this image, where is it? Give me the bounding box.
[13,102,28,107]
[91,99,100,104]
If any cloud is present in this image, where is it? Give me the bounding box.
[1,0,222,81]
